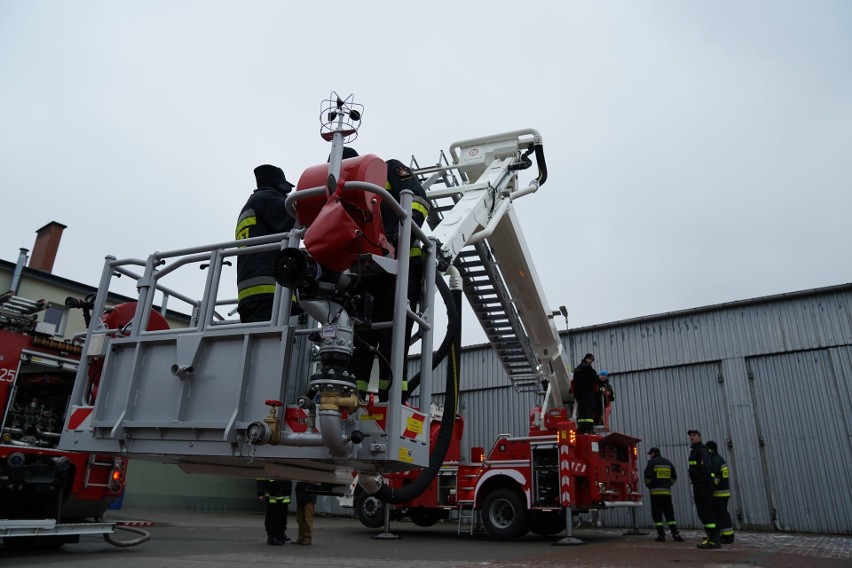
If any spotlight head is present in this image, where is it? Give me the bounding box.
[274,248,321,289]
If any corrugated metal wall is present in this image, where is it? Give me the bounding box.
[563,285,852,534]
[322,285,852,534]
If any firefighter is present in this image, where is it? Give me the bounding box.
[594,370,615,428]
[257,478,293,545]
[572,353,601,434]
[235,165,296,323]
[344,148,431,401]
[706,440,735,544]
[644,447,684,542]
[687,429,720,549]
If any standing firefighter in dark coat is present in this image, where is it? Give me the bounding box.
[344,149,431,401]
[644,447,684,542]
[257,478,293,545]
[706,440,735,544]
[687,429,721,549]
[235,164,296,323]
[572,353,601,434]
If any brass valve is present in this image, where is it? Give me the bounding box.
[263,399,283,445]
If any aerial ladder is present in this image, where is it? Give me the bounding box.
[57,93,590,510]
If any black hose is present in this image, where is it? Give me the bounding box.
[374,286,461,504]
[534,142,547,186]
[402,273,454,404]
[103,524,151,547]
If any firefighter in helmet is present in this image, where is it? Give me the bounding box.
[706,440,735,544]
[235,165,296,323]
[687,429,721,549]
[257,477,293,545]
[343,148,431,401]
[644,447,684,542]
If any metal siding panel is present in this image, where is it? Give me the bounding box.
[718,358,771,529]
[747,348,852,534]
[607,363,727,530]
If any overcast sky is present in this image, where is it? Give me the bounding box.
[1,1,850,347]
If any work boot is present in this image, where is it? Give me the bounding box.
[267,536,285,546]
[654,533,665,542]
[672,532,684,542]
[697,531,721,549]
[720,533,735,544]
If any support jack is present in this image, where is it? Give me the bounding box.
[371,505,399,540]
[552,508,587,547]
[622,507,649,536]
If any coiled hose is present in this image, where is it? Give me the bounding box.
[373,275,461,504]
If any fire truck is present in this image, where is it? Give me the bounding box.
[351,397,640,539]
[56,93,642,542]
[0,292,150,548]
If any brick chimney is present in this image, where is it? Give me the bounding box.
[28,221,67,273]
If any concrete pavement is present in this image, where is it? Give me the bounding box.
[2,508,850,567]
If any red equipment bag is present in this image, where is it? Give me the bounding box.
[296,153,392,272]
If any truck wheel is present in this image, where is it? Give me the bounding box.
[530,510,565,536]
[481,488,530,539]
[354,491,386,529]
[409,507,442,527]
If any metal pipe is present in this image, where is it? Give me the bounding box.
[10,248,28,294]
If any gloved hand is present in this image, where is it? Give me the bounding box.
[714,477,720,486]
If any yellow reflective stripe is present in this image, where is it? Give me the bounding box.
[235,216,257,240]
[713,490,731,497]
[356,380,369,391]
[650,488,672,495]
[411,201,429,218]
[409,247,423,257]
[238,284,276,301]
[267,496,291,504]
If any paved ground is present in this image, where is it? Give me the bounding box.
[2,508,850,567]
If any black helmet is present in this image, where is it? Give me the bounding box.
[254,164,293,191]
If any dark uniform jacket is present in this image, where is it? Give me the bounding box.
[688,442,715,486]
[382,159,430,255]
[257,478,293,504]
[295,482,319,506]
[644,455,678,496]
[708,451,731,497]
[235,186,296,315]
[572,362,602,399]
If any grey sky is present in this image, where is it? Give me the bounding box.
[1,1,850,346]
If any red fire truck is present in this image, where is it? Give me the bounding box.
[351,394,641,539]
[0,293,148,548]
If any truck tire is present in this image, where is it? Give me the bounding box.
[354,490,386,529]
[530,510,565,536]
[481,487,530,539]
